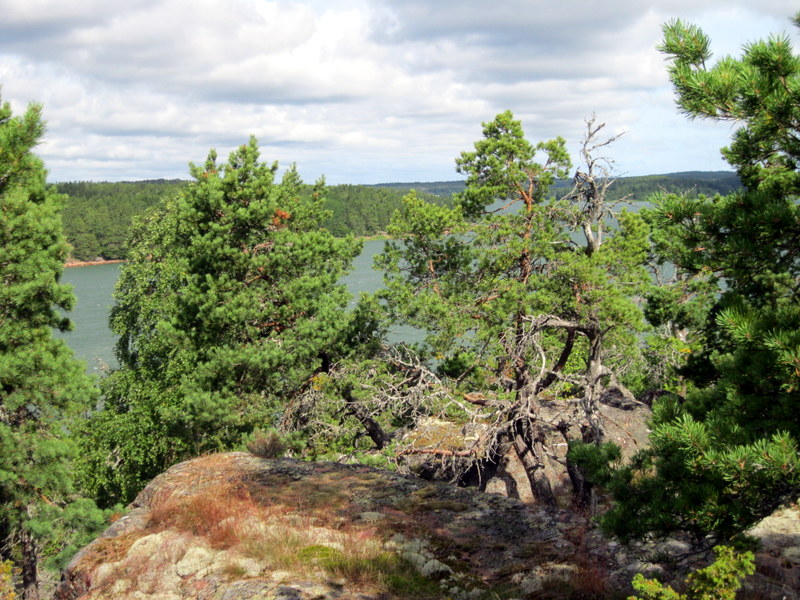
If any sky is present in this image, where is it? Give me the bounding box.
[0,1,795,184]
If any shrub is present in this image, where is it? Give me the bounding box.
[246,429,287,458]
[0,561,16,600]
[629,545,754,600]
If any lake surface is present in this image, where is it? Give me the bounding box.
[56,239,392,374]
[55,262,124,374]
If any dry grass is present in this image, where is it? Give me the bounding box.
[239,517,395,586]
[147,481,260,549]
[405,420,469,451]
[140,471,445,597]
[80,530,143,571]
[245,474,353,518]
[570,563,613,599]
[561,521,612,600]
[246,430,287,458]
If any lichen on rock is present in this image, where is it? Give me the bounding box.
[52,452,651,599]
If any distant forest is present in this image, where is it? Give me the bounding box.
[57,171,740,261]
[377,171,742,200]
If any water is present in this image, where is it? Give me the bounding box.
[55,262,123,374]
[56,210,662,374]
[56,240,391,373]
[340,238,388,297]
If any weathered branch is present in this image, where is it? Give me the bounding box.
[535,329,576,394]
[342,385,390,450]
[398,447,478,458]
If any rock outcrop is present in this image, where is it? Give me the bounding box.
[55,453,629,600]
[55,452,798,599]
[404,400,653,504]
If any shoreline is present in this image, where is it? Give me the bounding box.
[65,259,126,268]
[63,235,388,269]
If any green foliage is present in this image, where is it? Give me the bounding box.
[599,14,800,544]
[0,561,16,600]
[294,544,445,598]
[378,113,650,386]
[377,111,651,503]
[629,545,754,600]
[56,172,738,262]
[379,172,742,204]
[379,112,572,360]
[567,441,622,487]
[59,180,186,260]
[57,179,448,260]
[321,184,447,237]
[609,172,740,203]
[659,17,800,196]
[78,137,364,506]
[244,428,304,459]
[600,408,800,542]
[0,93,99,593]
[283,345,438,462]
[26,498,123,572]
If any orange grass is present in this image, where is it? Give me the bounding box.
[147,481,260,549]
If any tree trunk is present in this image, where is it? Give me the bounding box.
[535,329,575,394]
[570,325,603,509]
[20,528,38,600]
[512,425,556,507]
[566,455,592,511]
[582,325,605,446]
[342,386,390,449]
[0,519,11,564]
[566,425,598,512]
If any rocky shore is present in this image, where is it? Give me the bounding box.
[64,259,125,268]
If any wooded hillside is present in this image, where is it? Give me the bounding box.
[378,171,741,201]
[57,171,740,261]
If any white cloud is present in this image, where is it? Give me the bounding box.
[0,0,796,183]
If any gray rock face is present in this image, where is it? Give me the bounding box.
[745,504,800,599]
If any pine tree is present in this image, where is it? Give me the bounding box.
[592,14,800,544]
[78,138,363,505]
[377,112,650,505]
[0,96,97,598]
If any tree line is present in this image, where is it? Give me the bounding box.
[58,180,187,260]
[2,14,798,599]
[378,171,741,202]
[57,173,738,261]
[57,180,447,260]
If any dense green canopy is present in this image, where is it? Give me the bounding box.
[78,138,364,506]
[593,15,800,544]
[0,96,98,597]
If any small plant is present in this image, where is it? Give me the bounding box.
[246,429,288,458]
[304,546,443,597]
[629,545,755,600]
[221,562,248,579]
[0,561,17,600]
[147,482,258,549]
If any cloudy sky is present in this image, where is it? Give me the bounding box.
[0,1,795,184]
